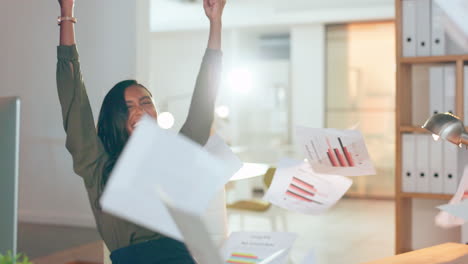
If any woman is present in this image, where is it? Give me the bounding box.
[56,0,226,263]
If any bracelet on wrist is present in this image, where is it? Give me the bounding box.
[57,16,77,25]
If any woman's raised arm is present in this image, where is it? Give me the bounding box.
[179,0,226,145]
[56,0,108,187]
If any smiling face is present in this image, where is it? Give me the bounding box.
[124,85,158,134]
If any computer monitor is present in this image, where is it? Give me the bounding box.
[0,97,20,256]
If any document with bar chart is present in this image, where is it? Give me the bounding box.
[296,126,376,177]
[221,232,297,264]
[263,159,352,215]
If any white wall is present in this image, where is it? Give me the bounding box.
[1,0,149,227]
[412,199,460,249]
[291,25,326,131]
[150,0,394,32]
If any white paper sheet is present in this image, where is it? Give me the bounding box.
[436,165,468,228]
[437,200,468,222]
[435,0,468,50]
[263,159,352,215]
[100,116,234,241]
[221,232,297,264]
[300,250,316,264]
[205,133,243,178]
[230,163,270,181]
[296,126,376,176]
[158,189,224,264]
[203,189,229,247]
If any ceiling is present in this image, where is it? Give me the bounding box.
[163,0,393,10]
[150,0,394,32]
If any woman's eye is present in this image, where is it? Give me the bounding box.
[127,105,134,109]
[142,101,152,105]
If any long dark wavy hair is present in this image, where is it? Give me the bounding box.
[97,79,152,191]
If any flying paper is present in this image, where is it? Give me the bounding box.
[436,165,468,228]
[221,232,297,264]
[437,200,468,223]
[205,133,243,177]
[300,250,316,264]
[263,158,352,215]
[296,126,375,176]
[100,116,239,241]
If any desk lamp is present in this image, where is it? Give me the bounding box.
[422,112,468,147]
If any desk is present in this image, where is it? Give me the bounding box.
[362,243,468,264]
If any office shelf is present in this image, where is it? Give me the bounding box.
[395,0,467,255]
[397,192,453,201]
[400,126,468,133]
[400,55,468,64]
[399,126,427,133]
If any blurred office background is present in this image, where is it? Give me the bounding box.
[3,0,449,263]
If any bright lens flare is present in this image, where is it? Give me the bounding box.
[215,105,230,119]
[227,67,253,94]
[432,134,440,141]
[157,112,175,129]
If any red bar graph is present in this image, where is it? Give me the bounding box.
[324,137,356,167]
[334,148,347,167]
[285,177,322,204]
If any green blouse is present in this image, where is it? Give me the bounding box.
[56,45,222,252]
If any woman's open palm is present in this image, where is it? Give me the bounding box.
[58,0,74,10]
[204,0,226,22]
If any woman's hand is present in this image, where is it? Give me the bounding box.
[204,0,225,50]
[58,0,74,16]
[203,0,226,24]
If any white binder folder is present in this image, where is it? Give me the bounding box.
[402,134,416,193]
[444,65,456,115]
[402,0,417,57]
[464,66,468,125]
[431,0,446,56]
[429,66,445,116]
[416,135,430,193]
[429,139,444,193]
[443,142,459,194]
[416,0,432,56]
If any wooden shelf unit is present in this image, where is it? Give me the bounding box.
[400,55,468,64]
[398,192,453,200]
[395,0,468,255]
[400,126,468,133]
